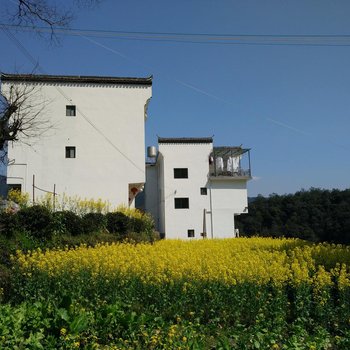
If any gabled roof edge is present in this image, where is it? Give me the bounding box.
[1,73,153,86]
[158,137,213,144]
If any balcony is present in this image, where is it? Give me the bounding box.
[209,146,251,180]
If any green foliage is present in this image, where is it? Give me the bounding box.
[4,277,350,349]
[124,230,160,243]
[106,211,156,241]
[237,188,350,243]
[0,212,18,238]
[106,211,130,236]
[17,205,53,240]
[7,189,29,209]
[0,264,11,302]
[52,211,84,236]
[2,239,350,348]
[82,212,107,234]
[129,214,155,236]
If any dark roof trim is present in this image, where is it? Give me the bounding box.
[1,73,152,86]
[158,137,213,144]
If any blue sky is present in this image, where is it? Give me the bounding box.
[1,0,350,197]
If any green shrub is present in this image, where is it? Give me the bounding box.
[129,213,155,234]
[17,205,53,239]
[0,212,19,238]
[82,213,107,234]
[106,212,130,236]
[124,230,160,243]
[0,264,11,302]
[52,211,84,236]
[48,231,119,249]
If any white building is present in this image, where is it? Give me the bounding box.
[143,137,251,239]
[1,73,152,207]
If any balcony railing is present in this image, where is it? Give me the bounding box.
[209,146,251,179]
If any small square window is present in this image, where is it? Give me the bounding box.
[188,229,195,238]
[200,187,207,195]
[65,146,76,158]
[174,168,188,179]
[66,105,76,116]
[174,197,189,209]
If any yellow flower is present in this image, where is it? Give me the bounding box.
[14,237,350,294]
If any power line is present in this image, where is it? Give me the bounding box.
[2,24,348,154]
[0,25,146,174]
[81,33,349,152]
[3,23,350,46]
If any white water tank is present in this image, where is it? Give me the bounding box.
[147,146,157,158]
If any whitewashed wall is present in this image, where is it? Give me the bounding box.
[145,141,250,239]
[4,80,152,207]
[209,179,248,238]
[156,142,212,239]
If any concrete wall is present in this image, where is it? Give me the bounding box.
[157,142,212,239]
[148,142,250,239]
[3,80,152,207]
[209,179,248,238]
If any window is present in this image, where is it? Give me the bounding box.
[187,229,195,238]
[174,197,189,209]
[65,146,76,158]
[200,187,207,195]
[8,184,21,192]
[174,168,188,179]
[66,105,76,116]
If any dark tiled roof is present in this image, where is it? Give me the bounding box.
[158,137,213,144]
[1,73,152,85]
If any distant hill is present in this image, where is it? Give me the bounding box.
[236,188,350,244]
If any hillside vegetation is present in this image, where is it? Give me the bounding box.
[236,188,350,244]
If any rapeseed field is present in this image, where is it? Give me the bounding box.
[4,238,350,349]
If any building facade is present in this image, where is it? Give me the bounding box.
[1,73,152,207]
[144,137,251,239]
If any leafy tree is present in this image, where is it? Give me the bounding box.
[236,188,350,244]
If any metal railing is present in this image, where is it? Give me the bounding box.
[209,147,251,178]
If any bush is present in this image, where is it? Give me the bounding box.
[0,212,19,238]
[106,212,130,236]
[129,213,155,235]
[52,211,84,236]
[124,230,160,243]
[17,205,53,239]
[82,213,107,234]
[0,264,11,302]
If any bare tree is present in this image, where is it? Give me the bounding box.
[9,0,73,28]
[0,82,50,152]
[4,0,103,40]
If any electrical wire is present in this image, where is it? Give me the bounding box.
[0,25,147,175]
[3,23,350,46]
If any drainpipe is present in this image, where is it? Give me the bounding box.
[209,180,214,239]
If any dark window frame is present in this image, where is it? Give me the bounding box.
[66,105,76,117]
[8,184,22,192]
[174,168,188,179]
[174,197,189,209]
[200,187,207,195]
[187,229,195,238]
[65,146,76,158]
